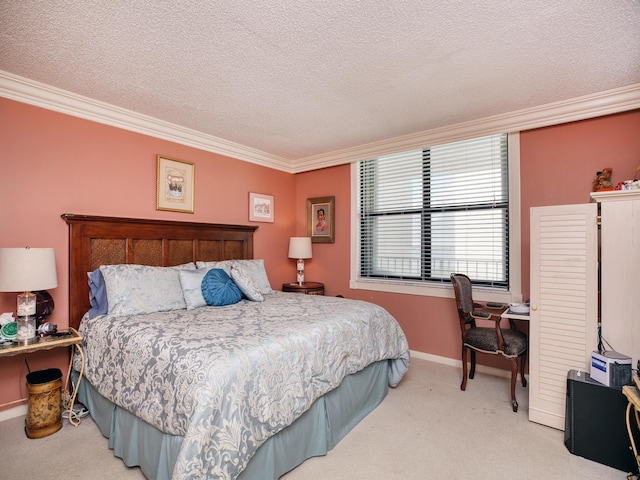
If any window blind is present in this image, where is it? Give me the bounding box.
[358,134,509,287]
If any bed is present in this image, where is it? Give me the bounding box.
[63,214,410,480]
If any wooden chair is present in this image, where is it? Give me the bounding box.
[450,273,528,412]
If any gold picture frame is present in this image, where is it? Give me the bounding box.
[156,155,195,213]
[307,196,335,243]
[249,192,274,223]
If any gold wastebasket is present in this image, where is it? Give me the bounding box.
[25,368,62,439]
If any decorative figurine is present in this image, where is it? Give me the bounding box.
[592,167,614,192]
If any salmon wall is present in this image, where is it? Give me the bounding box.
[519,110,640,297]
[296,110,640,367]
[1,95,638,412]
[0,98,296,409]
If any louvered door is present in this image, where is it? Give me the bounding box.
[529,203,598,429]
[594,191,640,373]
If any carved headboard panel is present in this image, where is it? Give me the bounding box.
[62,214,257,330]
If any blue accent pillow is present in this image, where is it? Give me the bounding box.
[87,269,108,318]
[201,269,242,306]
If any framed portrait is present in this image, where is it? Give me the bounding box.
[306,196,335,243]
[249,192,274,223]
[156,155,195,213]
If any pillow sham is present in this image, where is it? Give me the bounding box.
[230,265,264,302]
[196,259,272,294]
[229,259,273,295]
[178,268,211,310]
[100,263,196,317]
[201,269,242,306]
[196,260,232,276]
[87,269,108,319]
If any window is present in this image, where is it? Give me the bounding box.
[357,134,509,289]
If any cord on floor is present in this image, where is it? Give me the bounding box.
[62,404,90,424]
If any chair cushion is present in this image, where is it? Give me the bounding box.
[464,327,527,357]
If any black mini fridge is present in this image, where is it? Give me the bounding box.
[564,369,638,473]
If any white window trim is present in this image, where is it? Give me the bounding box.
[350,131,522,304]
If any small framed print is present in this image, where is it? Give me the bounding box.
[249,192,274,223]
[307,196,335,243]
[156,155,195,213]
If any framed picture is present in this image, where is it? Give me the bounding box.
[249,192,274,223]
[307,196,335,243]
[156,155,195,213]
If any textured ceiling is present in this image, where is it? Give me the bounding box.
[1,1,639,162]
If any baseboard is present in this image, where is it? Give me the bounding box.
[0,404,27,422]
[410,349,527,381]
[529,406,564,430]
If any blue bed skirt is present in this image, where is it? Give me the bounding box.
[76,360,390,479]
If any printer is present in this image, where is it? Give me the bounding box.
[590,350,632,388]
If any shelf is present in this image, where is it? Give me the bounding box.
[0,329,82,358]
[590,190,640,202]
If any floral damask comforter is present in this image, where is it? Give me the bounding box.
[77,292,409,480]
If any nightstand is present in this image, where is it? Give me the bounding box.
[282,282,325,295]
[0,329,85,427]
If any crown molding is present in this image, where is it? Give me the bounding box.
[0,70,295,173]
[293,83,640,173]
[1,70,638,175]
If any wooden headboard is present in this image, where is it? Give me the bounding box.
[62,214,258,330]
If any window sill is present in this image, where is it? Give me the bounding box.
[349,278,513,303]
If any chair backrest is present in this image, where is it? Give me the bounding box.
[450,273,474,315]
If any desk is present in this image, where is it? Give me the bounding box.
[0,329,85,426]
[501,308,530,322]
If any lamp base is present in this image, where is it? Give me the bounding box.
[296,258,305,285]
[16,315,37,344]
[17,291,36,317]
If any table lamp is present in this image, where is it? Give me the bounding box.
[288,237,312,285]
[0,247,58,343]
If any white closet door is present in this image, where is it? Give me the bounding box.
[597,192,640,368]
[529,203,598,429]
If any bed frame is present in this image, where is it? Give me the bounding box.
[62,213,257,330]
[63,213,391,480]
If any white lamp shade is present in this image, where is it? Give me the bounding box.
[288,237,312,259]
[0,247,58,292]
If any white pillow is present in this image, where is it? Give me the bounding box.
[231,265,264,302]
[229,259,273,294]
[178,268,211,310]
[100,263,195,316]
[197,259,272,294]
[196,260,232,276]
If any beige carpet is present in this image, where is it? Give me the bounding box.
[0,358,623,479]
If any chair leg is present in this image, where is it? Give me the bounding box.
[509,357,519,412]
[520,351,528,388]
[461,346,468,391]
[469,349,476,379]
